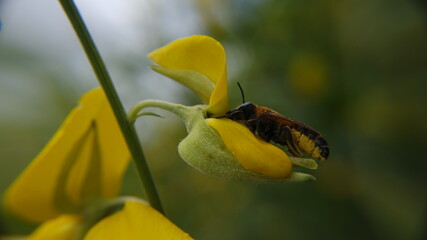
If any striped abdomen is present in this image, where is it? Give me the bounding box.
[291,127,329,161]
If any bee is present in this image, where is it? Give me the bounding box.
[224,84,329,161]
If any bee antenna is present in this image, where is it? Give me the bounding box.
[237,82,246,103]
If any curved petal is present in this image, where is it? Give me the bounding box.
[4,88,130,222]
[206,118,292,178]
[149,35,228,116]
[27,215,82,240]
[206,67,228,116]
[85,201,194,240]
[150,65,214,104]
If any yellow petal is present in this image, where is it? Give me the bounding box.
[207,68,228,117]
[85,201,194,240]
[4,88,130,222]
[95,92,131,199]
[149,35,228,116]
[150,65,214,104]
[27,215,82,240]
[206,118,292,178]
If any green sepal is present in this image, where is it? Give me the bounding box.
[290,157,318,169]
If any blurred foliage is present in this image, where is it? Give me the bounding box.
[1,0,426,240]
[193,0,427,239]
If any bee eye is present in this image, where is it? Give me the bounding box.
[238,102,254,111]
[225,109,240,119]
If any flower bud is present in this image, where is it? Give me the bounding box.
[130,101,315,182]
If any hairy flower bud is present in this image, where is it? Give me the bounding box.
[130,101,315,182]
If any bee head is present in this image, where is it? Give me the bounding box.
[226,102,257,121]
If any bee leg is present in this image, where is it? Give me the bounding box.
[257,123,272,142]
[283,126,302,157]
[246,119,257,133]
[256,116,273,142]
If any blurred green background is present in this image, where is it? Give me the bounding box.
[1,0,426,239]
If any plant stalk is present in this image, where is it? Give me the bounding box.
[58,0,164,214]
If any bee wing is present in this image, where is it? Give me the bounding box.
[257,107,293,125]
[282,125,302,157]
[257,108,302,156]
[265,110,323,137]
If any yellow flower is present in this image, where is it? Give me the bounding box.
[143,35,316,182]
[85,201,193,240]
[26,215,82,240]
[149,35,228,116]
[25,200,193,240]
[5,88,194,239]
[4,88,130,222]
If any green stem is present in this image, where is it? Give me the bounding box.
[129,100,193,122]
[58,0,164,214]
